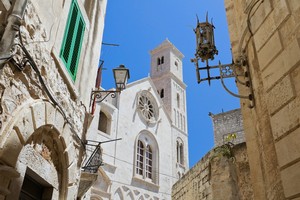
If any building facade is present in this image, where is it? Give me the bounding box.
[225,0,300,199]
[0,0,106,199]
[86,39,189,200]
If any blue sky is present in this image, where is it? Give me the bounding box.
[100,0,240,167]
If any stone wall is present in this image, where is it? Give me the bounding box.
[0,0,106,199]
[224,0,300,199]
[210,109,245,147]
[172,143,253,200]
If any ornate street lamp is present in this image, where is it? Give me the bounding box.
[191,14,254,108]
[113,64,130,91]
[89,64,130,112]
[194,14,218,62]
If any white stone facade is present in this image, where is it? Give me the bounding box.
[87,40,189,200]
[0,0,106,199]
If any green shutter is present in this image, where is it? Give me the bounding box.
[60,0,85,81]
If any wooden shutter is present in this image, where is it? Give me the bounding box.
[60,0,85,81]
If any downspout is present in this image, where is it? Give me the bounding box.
[0,0,28,66]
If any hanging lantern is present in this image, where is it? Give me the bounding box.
[194,14,218,62]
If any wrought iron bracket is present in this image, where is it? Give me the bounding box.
[192,55,255,108]
[89,89,120,112]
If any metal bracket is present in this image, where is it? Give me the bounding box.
[193,55,254,108]
[89,89,120,113]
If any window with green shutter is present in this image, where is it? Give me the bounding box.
[60,0,85,81]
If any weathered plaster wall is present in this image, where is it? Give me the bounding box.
[224,0,300,199]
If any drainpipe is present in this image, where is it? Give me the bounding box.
[0,0,28,66]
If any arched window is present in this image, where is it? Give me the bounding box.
[180,143,184,165]
[157,57,161,65]
[160,89,164,98]
[176,139,184,166]
[161,56,164,64]
[134,132,158,184]
[98,111,110,134]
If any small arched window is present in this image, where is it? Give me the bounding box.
[161,56,164,64]
[180,143,184,165]
[176,139,184,166]
[98,111,110,134]
[157,57,161,65]
[160,89,164,98]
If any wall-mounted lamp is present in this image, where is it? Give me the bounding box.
[89,64,130,113]
[191,14,254,108]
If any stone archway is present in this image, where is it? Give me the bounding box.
[0,100,82,199]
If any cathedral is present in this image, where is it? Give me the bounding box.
[86,39,189,200]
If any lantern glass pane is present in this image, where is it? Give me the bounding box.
[113,68,128,90]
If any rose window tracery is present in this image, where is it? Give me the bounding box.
[137,91,158,123]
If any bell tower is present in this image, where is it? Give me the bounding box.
[150,39,189,179]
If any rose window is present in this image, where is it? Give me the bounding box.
[137,91,158,123]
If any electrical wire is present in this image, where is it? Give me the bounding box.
[101,151,181,180]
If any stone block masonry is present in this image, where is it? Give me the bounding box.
[225,0,300,199]
[172,143,253,200]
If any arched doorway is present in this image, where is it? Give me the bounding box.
[0,101,82,199]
